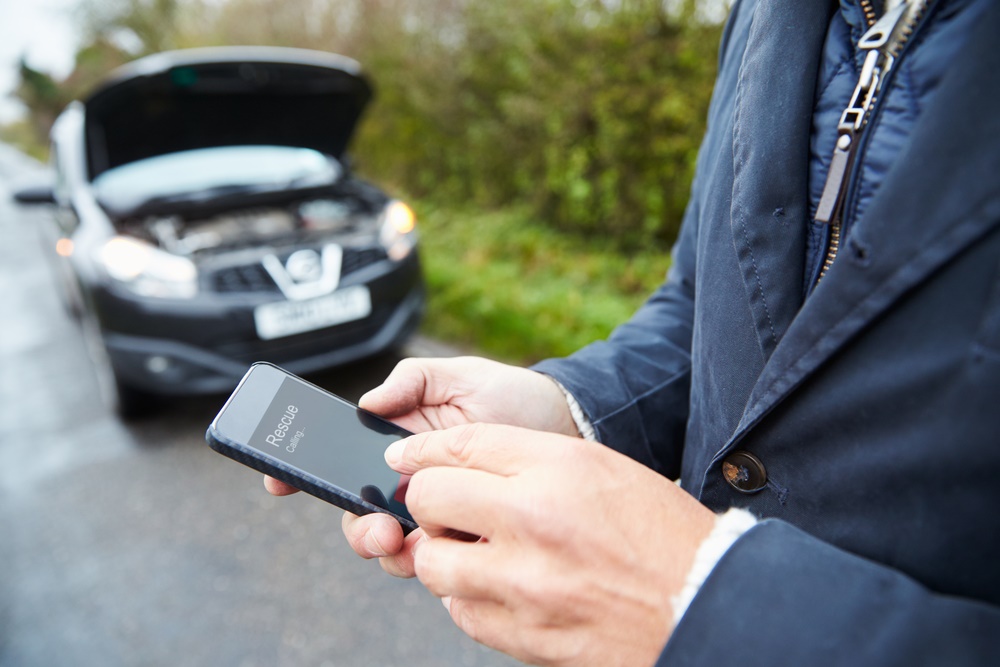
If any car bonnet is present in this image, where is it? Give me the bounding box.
[81,46,373,181]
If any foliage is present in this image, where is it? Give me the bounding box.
[416,203,671,362]
[13,61,69,149]
[0,119,48,161]
[77,0,182,53]
[356,1,722,250]
[7,38,133,153]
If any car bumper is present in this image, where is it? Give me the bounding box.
[92,255,425,395]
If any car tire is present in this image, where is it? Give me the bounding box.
[79,309,160,420]
[110,376,158,420]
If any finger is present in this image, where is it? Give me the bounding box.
[413,535,506,602]
[450,598,580,667]
[386,423,548,476]
[358,357,441,418]
[446,598,526,661]
[404,467,509,538]
[360,357,495,417]
[263,476,300,496]
[342,511,405,559]
[379,528,425,579]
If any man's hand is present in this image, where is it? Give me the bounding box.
[381,423,715,667]
[266,356,581,576]
[356,356,579,436]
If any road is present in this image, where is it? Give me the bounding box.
[0,144,518,667]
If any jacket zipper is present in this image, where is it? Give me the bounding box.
[859,0,879,27]
[814,0,934,283]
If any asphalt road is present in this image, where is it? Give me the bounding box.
[0,145,519,667]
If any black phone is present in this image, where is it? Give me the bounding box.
[205,362,417,534]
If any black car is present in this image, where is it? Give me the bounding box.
[14,47,424,416]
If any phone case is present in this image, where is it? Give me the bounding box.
[205,426,418,534]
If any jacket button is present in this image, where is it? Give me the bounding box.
[722,450,767,493]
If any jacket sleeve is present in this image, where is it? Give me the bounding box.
[531,210,696,478]
[660,520,1000,666]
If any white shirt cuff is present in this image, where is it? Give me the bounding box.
[670,507,758,625]
[549,378,598,441]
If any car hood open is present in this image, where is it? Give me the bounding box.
[83,47,372,180]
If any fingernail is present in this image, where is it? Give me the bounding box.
[358,388,376,406]
[441,596,452,612]
[385,439,406,466]
[411,534,429,564]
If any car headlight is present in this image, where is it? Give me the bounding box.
[379,200,418,261]
[98,236,198,299]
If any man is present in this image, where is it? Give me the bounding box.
[269,0,1000,663]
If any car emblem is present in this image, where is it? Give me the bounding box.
[285,249,322,283]
[262,244,343,301]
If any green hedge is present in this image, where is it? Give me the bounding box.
[354,1,722,250]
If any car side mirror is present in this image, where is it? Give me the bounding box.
[12,184,57,205]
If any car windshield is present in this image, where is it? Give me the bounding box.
[93,145,342,216]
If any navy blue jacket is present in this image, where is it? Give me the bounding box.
[535,0,1000,663]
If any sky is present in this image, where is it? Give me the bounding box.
[0,0,79,123]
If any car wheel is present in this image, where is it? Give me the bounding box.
[79,310,159,420]
[111,376,158,420]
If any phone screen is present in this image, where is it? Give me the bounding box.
[229,367,413,521]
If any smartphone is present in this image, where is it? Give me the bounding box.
[205,362,417,533]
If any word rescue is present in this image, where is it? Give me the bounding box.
[266,405,305,452]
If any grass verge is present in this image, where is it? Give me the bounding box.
[414,202,672,364]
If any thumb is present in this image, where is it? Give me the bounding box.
[359,358,430,417]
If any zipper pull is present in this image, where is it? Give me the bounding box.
[858,2,910,50]
[815,3,910,224]
[815,131,856,224]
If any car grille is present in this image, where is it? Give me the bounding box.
[209,246,387,294]
[211,264,279,293]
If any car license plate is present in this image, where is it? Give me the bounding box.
[254,285,372,340]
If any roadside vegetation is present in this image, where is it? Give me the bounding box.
[6,0,727,363]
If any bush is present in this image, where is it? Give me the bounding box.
[355,1,723,250]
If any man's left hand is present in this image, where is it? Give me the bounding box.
[387,424,716,667]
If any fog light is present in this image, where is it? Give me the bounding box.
[146,355,171,374]
[55,238,74,257]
